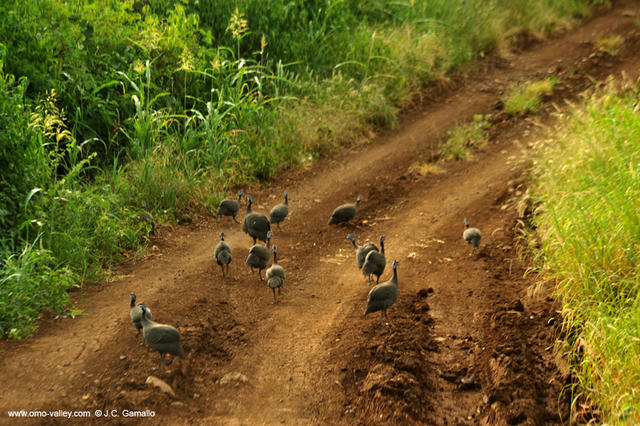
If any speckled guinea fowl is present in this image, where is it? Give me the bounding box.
[243,196,271,244]
[328,196,362,225]
[269,191,289,231]
[136,201,156,235]
[365,260,399,327]
[129,294,151,337]
[216,191,243,223]
[362,236,386,284]
[214,232,232,277]
[346,235,379,270]
[245,231,273,280]
[139,304,185,366]
[462,219,482,254]
[266,246,285,304]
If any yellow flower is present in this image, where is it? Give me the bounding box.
[260,34,267,55]
[211,56,221,71]
[227,8,248,40]
[133,60,145,75]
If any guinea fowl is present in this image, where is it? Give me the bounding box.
[462,219,482,254]
[214,232,232,277]
[328,196,362,225]
[346,235,379,270]
[130,294,152,337]
[269,191,289,231]
[245,231,273,280]
[139,304,185,367]
[365,260,399,327]
[136,202,156,235]
[243,196,271,244]
[362,236,386,284]
[266,246,285,304]
[216,191,243,223]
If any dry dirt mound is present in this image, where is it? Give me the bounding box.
[332,289,436,424]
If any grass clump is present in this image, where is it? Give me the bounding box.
[530,80,640,422]
[504,76,558,115]
[596,34,624,55]
[439,114,490,161]
[0,244,77,339]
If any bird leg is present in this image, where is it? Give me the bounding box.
[272,288,277,304]
[259,269,265,281]
[233,217,240,224]
[158,353,165,369]
[384,310,394,328]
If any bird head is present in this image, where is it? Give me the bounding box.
[247,195,253,203]
[346,235,355,242]
[464,219,470,228]
[139,304,147,314]
[284,191,289,197]
[273,246,277,253]
[356,196,362,204]
[392,260,399,270]
[238,190,244,196]
[380,236,386,243]
[130,294,136,303]
[220,232,225,240]
[267,231,273,239]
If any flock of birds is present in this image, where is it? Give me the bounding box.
[128,191,482,367]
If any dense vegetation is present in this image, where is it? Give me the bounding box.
[0,0,595,338]
[531,80,640,422]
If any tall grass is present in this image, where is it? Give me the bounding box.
[530,80,640,422]
[0,0,601,338]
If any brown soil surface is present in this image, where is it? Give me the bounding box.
[2,1,640,424]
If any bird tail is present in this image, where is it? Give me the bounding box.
[219,252,232,264]
[268,276,284,289]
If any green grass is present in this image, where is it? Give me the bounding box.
[504,76,559,115]
[0,244,77,339]
[439,114,490,161]
[530,80,640,422]
[0,0,601,338]
[596,34,624,55]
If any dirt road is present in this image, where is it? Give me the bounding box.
[2,1,640,424]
